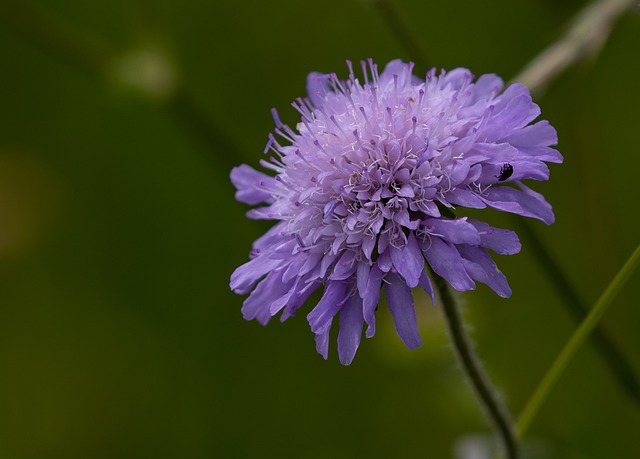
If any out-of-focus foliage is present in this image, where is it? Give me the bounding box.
[0,1,638,458]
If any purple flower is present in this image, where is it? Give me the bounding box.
[230,59,562,365]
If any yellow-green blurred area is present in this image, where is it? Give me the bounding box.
[0,0,638,458]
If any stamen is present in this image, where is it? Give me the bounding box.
[271,107,283,128]
[360,60,369,85]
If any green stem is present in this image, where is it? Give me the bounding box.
[517,243,640,438]
[514,218,640,408]
[433,274,519,459]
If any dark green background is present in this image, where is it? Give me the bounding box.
[0,1,638,458]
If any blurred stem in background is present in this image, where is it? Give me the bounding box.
[512,0,638,95]
[507,0,640,419]
[517,243,640,438]
[0,0,246,176]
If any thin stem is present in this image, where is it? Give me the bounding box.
[433,273,519,459]
[507,0,640,412]
[514,219,640,408]
[517,243,640,438]
[512,0,637,95]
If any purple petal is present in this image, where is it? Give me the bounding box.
[390,233,424,288]
[377,249,393,272]
[480,86,540,140]
[314,327,331,360]
[422,237,475,292]
[480,185,554,224]
[306,72,331,107]
[467,219,521,255]
[458,245,512,298]
[472,74,504,102]
[445,188,487,209]
[477,160,550,183]
[423,217,481,245]
[230,164,277,205]
[337,294,365,365]
[363,263,384,338]
[357,262,371,299]
[330,250,357,280]
[380,59,421,86]
[252,221,287,251]
[280,280,322,321]
[501,120,558,148]
[230,255,282,295]
[384,273,422,349]
[241,270,291,325]
[307,281,349,334]
[418,272,435,305]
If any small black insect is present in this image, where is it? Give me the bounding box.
[496,163,513,181]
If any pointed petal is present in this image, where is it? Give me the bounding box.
[445,188,487,209]
[390,233,424,288]
[423,218,481,245]
[467,219,521,255]
[230,255,282,295]
[338,295,365,365]
[458,245,512,298]
[314,327,331,360]
[384,273,422,349]
[280,280,322,321]
[241,270,290,325]
[481,185,554,224]
[357,262,371,299]
[363,264,384,338]
[501,120,558,148]
[418,272,435,305]
[307,281,348,334]
[306,72,331,107]
[230,164,277,205]
[422,237,475,292]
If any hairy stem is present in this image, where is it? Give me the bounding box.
[434,274,519,459]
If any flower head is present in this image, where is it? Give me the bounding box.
[230,59,562,365]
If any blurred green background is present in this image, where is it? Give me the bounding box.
[0,0,638,458]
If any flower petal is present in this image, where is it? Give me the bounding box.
[390,233,424,288]
[423,237,476,292]
[307,280,349,334]
[363,263,384,338]
[337,294,365,365]
[467,219,521,255]
[384,273,422,349]
[418,272,435,306]
[280,280,322,321]
[230,164,277,205]
[314,327,331,360]
[230,255,282,295]
[423,217,481,245]
[241,270,291,325]
[306,72,331,107]
[458,245,512,297]
[481,185,555,224]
